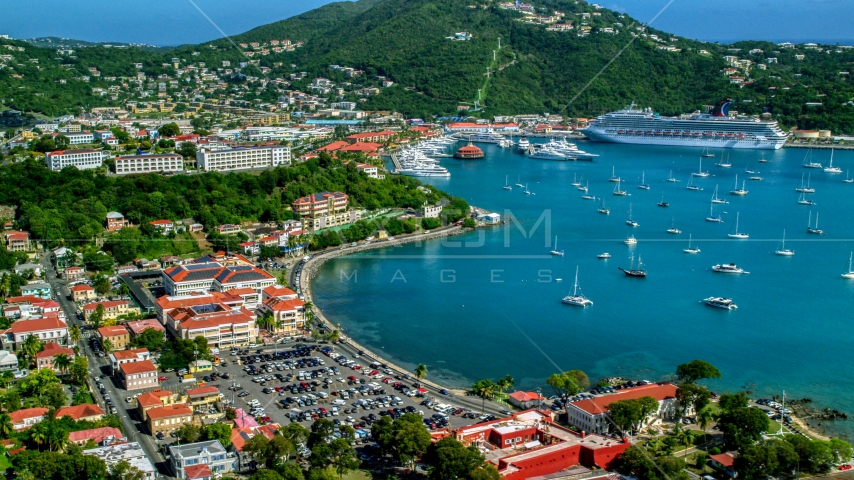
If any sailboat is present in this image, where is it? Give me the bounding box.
[515,175,524,188]
[711,185,728,204]
[562,266,593,307]
[684,234,700,254]
[658,195,669,207]
[550,235,564,256]
[524,183,531,195]
[706,203,723,222]
[775,230,794,256]
[842,253,854,279]
[638,172,650,190]
[758,153,768,163]
[619,254,647,277]
[625,203,639,227]
[686,176,701,191]
[503,175,512,191]
[797,192,816,205]
[702,146,715,158]
[824,149,842,173]
[666,170,679,182]
[692,158,710,177]
[807,211,825,235]
[598,198,610,214]
[727,212,749,239]
[715,153,732,168]
[578,181,588,192]
[613,179,627,196]
[581,182,596,200]
[666,216,681,234]
[802,149,822,169]
[845,170,854,183]
[795,172,816,193]
[609,166,620,182]
[744,163,757,175]
[571,173,581,187]
[729,175,748,195]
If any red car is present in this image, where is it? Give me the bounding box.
[382,377,393,384]
[840,465,853,471]
[274,386,283,392]
[262,416,272,424]
[347,376,357,381]
[158,376,168,381]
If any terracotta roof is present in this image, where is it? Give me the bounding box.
[317,140,349,152]
[137,389,174,407]
[263,297,305,312]
[146,403,192,420]
[35,342,74,358]
[119,359,157,375]
[711,453,735,468]
[571,383,678,415]
[149,219,173,226]
[55,403,104,420]
[126,319,165,334]
[508,391,542,403]
[111,348,149,360]
[68,427,123,444]
[71,284,94,292]
[98,325,129,337]
[163,263,223,283]
[263,286,297,298]
[340,142,382,152]
[292,192,347,206]
[9,407,48,424]
[227,287,258,296]
[185,464,213,479]
[186,386,220,397]
[231,424,280,451]
[9,318,67,334]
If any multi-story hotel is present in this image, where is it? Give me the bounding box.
[257,286,306,336]
[162,263,274,296]
[164,302,257,349]
[45,149,105,171]
[196,145,290,172]
[114,153,184,175]
[292,192,349,217]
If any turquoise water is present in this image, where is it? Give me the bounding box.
[312,140,854,438]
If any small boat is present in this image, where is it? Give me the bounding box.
[795,172,816,193]
[562,266,593,307]
[701,147,715,158]
[598,198,610,215]
[758,153,768,163]
[807,211,825,235]
[578,182,588,192]
[706,203,723,223]
[684,234,700,254]
[619,254,647,277]
[744,164,757,174]
[727,212,749,239]
[613,179,627,196]
[775,229,794,256]
[802,149,822,169]
[666,216,681,234]
[638,172,650,190]
[711,185,728,204]
[581,193,596,200]
[503,175,512,191]
[609,166,620,183]
[624,235,637,245]
[712,263,748,274]
[515,175,524,188]
[692,158,710,177]
[686,176,701,191]
[843,253,854,279]
[824,149,842,173]
[524,183,531,195]
[729,175,748,195]
[597,253,611,259]
[704,297,738,310]
[550,235,564,256]
[749,176,763,181]
[658,195,669,207]
[666,170,679,182]
[845,170,854,183]
[797,192,816,205]
[625,203,639,227]
[571,173,581,187]
[715,153,731,168]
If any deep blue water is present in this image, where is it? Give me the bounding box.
[312,141,854,438]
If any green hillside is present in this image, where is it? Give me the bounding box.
[2,0,854,131]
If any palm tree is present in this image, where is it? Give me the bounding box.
[303,301,315,327]
[496,375,515,396]
[256,311,273,331]
[0,414,14,438]
[69,325,81,345]
[414,364,427,381]
[31,428,46,450]
[54,353,72,376]
[697,409,713,434]
[22,335,42,368]
[102,338,114,354]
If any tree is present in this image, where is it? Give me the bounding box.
[280,422,310,446]
[675,360,721,384]
[372,414,432,469]
[102,338,114,354]
[158,123,181,137]
[243,434,272,468]
[718,392,749,414]
[204,424,232,448]
[89,304,105,328]
[608,399,643,433]
[785,435,834,473]
[613,445,689,480]
[717,407,770,451]
[69,325,81,345]
[471,378,496,414]
[93,276,112,296]
[697,409,713,433]
[424,437,493,480]
[829,438,854,463]
[250,470,284,480]
[0,413,14,437]
[22,334,43,368]
[108,460,148,480]
[415,363,427,381]
[176,424,202,444]
[546,370,589,419]
[495,375,514,396]
[69,356,89,385]
[130,328,165,351]
[54,353,72,376]
[675,383,711,417]
[274,462,305,480]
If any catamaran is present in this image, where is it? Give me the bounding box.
[803,149,822,169]
[706,203,723,222]
[666,170,679,182]
[795,172,816,193]
[638,172,650,190]
[727,212,749,239]
[684,234,700,253]
[503,175,512,191]
[613,179,627,196]
[824,149,842,173]
[666,216,681,234]
[797,192,816,205]
[843,253,854,279]
[619,254,647,277]
[550,235,564,256]
[730,175,748,195]
[711,185,728,204]
[775,229,794,256]
[609,166,620,182]
[712,263,748,274]
[692,158,710,177]
[562,266,593,307]
[625,203,639,227]
[807,211,824,235]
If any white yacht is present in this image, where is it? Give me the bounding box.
[516,137,531,152]
[562,266,593,307]
[550,236,564,256]
[624,235,637,245]
[802,149,822,168]
[775,230,794,256]
[795,173,816,193]
[466,132,505,144]
[397,164,451,177]
[729,175,748,195]
[638,171,650,190]
[704,297,738,310]
[684,234,700,254]
[529,148,568,161]
[597,253,611,259]
[824,149,842,173]
[807,211,824,235]
[843,253,854,279]
[625,203,639,227]
[712,263,748,274]
[711,185,728,204]
[666,216,681,234]
[692,158,710,177]
[727,212,749,239]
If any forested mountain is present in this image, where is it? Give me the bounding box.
[2,0,854,131]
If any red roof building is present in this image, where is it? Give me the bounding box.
[68,426,125,445]
[55,403,105,422]
[35,341,75,372]
[567,383,682,435]
[345,130,395,144]
[292,192,348,218]
[339,142,382,153]
[9,407,49,430]
[119,359,158,391]
[126,319,166,336]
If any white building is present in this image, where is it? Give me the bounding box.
[114,153,184,175]
[566,383,686,434]
[45,149,105,171]
[196,145,290,172]
[35,123,59,132]
[422,205,443,218]
[62,132,95,145]
[84,442,157,480]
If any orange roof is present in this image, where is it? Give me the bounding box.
[508,391,542,402]
[157,291,237,310]
[340,142,382,152]
[9,408,48,424]
[71,284,94,292]
[111,348,149,360]
[149,219,173,225]
[98,325,129,337]
[35,342,74,358]
[711,453,735,467]
[137,389,174,407]
[55,403,104,420]
[263,286,297,298]
[126,319,165,334]
[9,318,67,334]
[231,424,280,451]
[263,297,305,312]
[186,386,220,397]
[119,359,157,375]
[227,287,257,296]
[185,464,212,480]
[571,383,677,415]
[68,427,123,444]
[146,403,192,420]
[317,140,349,152]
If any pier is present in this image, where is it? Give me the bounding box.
[784,142,854,150]
[389,152,402,170]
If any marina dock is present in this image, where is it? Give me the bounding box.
[783,142,854,150]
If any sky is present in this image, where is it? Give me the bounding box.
[0,0,852,46]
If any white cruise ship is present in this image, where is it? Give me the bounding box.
[580,100,787,150]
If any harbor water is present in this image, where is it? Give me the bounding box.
[311,140,854,439]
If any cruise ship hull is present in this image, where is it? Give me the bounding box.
[581,129,785,150]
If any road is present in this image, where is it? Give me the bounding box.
[40,254,172,478]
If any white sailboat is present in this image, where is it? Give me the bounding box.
[666,216,681,234]
[775,230,794,256]
[795,172,816,193]
[609,166,620,182]
[638,171,650,190]
[571,173,581,187]
[581,182,596,200]
[824,149,842,173]
[843,253,854,279]
[686,176,701,191]
[692,158,710,177]
[845,170,854,183]
[701,147,715,158]
[613,179,627,196]
[658,195,669,207]
[797,192,816,205]
[727,212,749,239]
[625,203,639,227]
[807,211,825,235]
[684,234,700,254]
[524,183,531,195]
[706,203,723,223]
[730,175,748,195]
[578,181,588,192]
[562,266,593,307]
[666,170,679,182]
[803,149,822,168]
[598,198,610,215]
[503,175,512,191]
[711,185,728,204]
[716,153,731,168]
[550,235,564,256]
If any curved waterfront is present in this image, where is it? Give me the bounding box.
[311,140,854,439]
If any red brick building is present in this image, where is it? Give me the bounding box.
[345,130,395,144]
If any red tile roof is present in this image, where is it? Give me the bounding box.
[85,301,128,312]
[68,426,123,444]
[185,464,213,480]
[263,297,305,312]
[71,284,94,292]
[126,319,165,334]
[317,140,349,152]
[711,453,735,467]
[97,325,129,337]
[571,383,678,415]
[137,389,174,407]
[55,403,104,420]
[263,286,297,298]
[111,348,149,360]
[9,318,67,334]
[186,386,220,397]
[508,391,542,403]
[146,403,192,420]
[9,407,48,424]
[35,342,74,358]
[340,142,381,152]
[119,359,157,375]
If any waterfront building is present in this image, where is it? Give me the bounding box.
[45,149,105,171]
[163,300,257,348]
[196,145,290,171]
[162,262,273,296]
[292,192,349,217]
[114,153,184,175]
[257,286,306,336]
[566,383,685,434]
